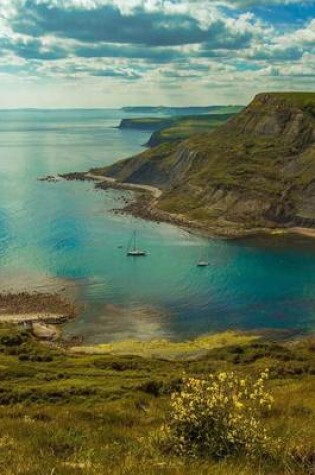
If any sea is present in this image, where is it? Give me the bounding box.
[0,109,315,344]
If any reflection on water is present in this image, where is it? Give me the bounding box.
[0,110,315,344]
[72,302,171,342]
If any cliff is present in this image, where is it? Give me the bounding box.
[146,113,237,147]
[98,92,315,234]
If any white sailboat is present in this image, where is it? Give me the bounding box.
[197,245,209,267]
[127,231,147,257]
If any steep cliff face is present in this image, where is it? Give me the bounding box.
[221,93,314,147]
[101,92,315,232]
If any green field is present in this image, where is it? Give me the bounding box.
[0,325,314,474]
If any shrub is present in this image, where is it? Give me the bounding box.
[139,380,165,397]
[163,370,275,460]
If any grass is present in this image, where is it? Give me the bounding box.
[119,118,174,131]
[0,324,314,474]
[71,331,258,359]
[255,92,315,110]
[118,112,241,147]
[147,114,237,146]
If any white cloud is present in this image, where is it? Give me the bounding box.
[278,19,315,47]
[0,0,313,107]
[222,0,315,6]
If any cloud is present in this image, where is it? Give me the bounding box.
[245,45,305,61]
[9,1,262,49]
[10,2,210,47]
[0,0,313,107]
[0,36,68,60]
[277,18,315,46]
[223,0,315,7]
[244,18,315,61]
[90,68,142,80]
[74,43,185,63]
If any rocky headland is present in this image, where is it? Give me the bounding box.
[92,93,315,237]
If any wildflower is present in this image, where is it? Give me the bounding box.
[164,369,273,459]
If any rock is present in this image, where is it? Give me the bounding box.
[38,175,61,183]
[31,323,61,341]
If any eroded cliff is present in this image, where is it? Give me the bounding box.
[97,93,315,233]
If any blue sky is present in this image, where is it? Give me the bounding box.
[0,0,314,107]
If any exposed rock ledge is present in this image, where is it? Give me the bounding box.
[0,292,78,340]
[61,171,315,240]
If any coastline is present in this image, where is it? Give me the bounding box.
[69,328,302,359]
[0,291,78,341]
[60,171,315,241]
[70,330,260,359]
[289,227,315,239]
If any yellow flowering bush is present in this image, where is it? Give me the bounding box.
[164,370,274,459]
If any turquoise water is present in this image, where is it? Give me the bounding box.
[1,109,315,343]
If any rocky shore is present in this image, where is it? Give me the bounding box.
[97,93,315,239]
[0,291,78,340]
[60,171,305,240]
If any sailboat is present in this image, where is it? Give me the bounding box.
[127,231,147,257]
[197,244,209,267]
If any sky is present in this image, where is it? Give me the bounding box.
[0,0,314,107]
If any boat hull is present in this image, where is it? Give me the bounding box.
[127,251,147,257]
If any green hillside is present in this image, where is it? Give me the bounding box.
[118,117,174,131]
[0,324,314,474]
[147,113,237,146]
[102,92,315,235]
[119,112,240,146]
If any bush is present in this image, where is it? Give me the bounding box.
[163,370,275,460]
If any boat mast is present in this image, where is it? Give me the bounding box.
[133,231,137,251]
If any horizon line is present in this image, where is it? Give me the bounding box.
[0,104,245,111]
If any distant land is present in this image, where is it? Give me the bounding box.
[96,92,315,237]
[119,113,238,146]
[122,105,243,115]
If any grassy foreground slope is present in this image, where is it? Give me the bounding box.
[0,325,314,474]
[103,92,315,235]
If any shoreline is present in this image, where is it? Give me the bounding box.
[0,313,71,324]
[0,291,78,340]
[69,327,305,359]
[60,171,315,241]
[69,331,260,359]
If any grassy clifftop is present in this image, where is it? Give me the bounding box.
[255,92,315,109]
[118,112,241,147]
[118,117,174,131]
[102,92,315,235]
[146,113,237,147]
